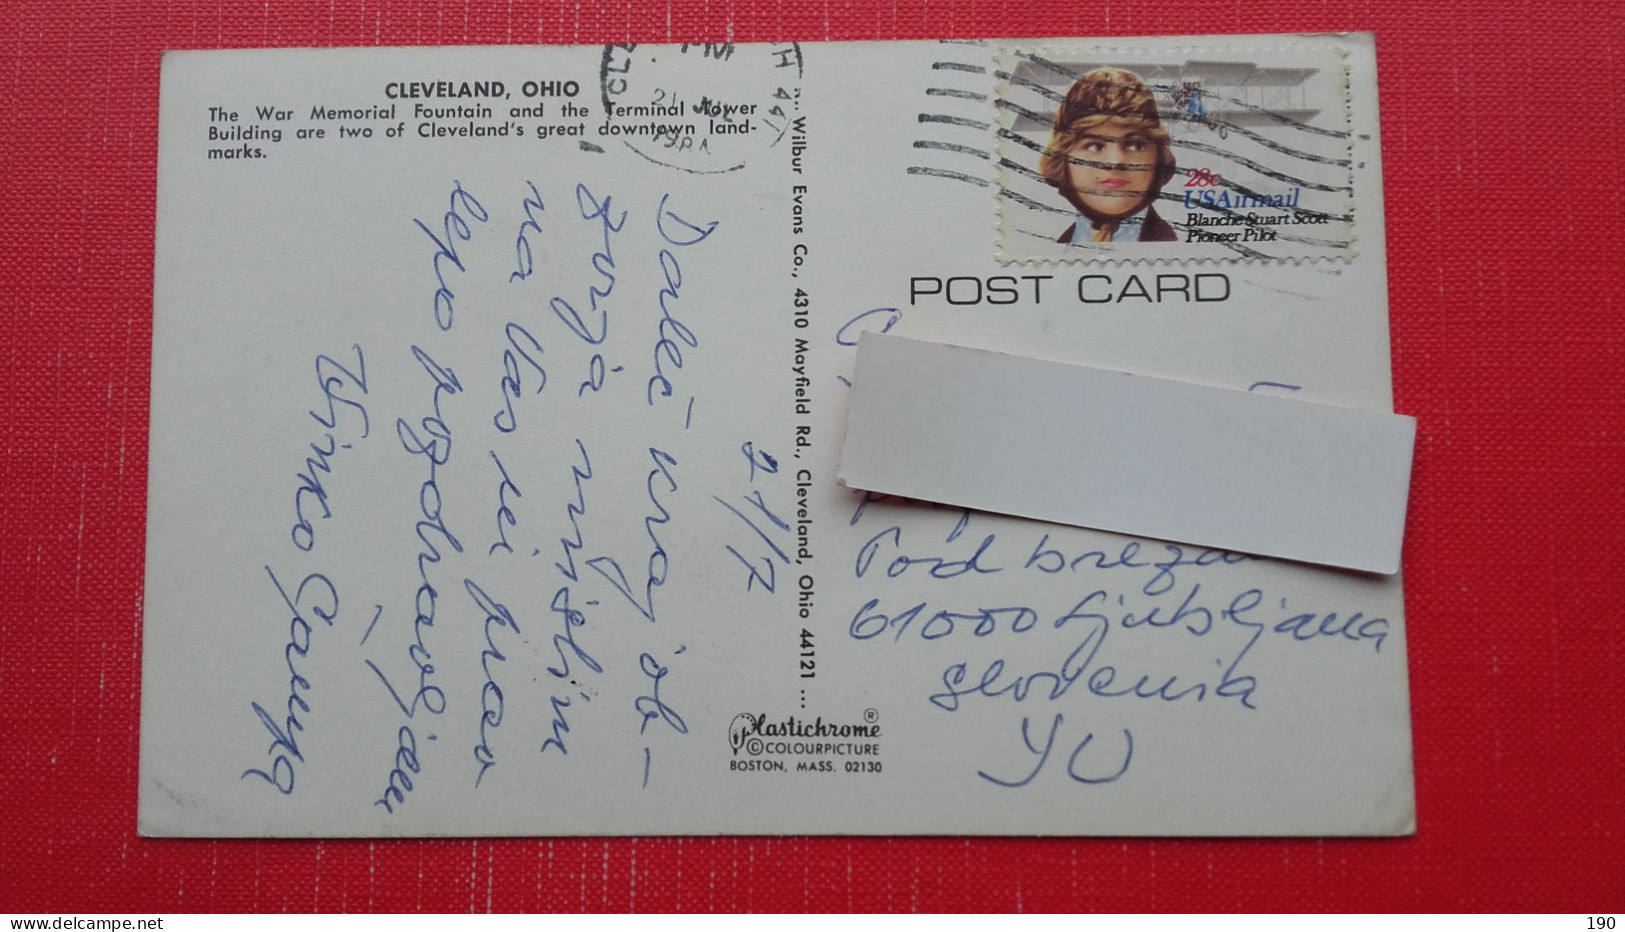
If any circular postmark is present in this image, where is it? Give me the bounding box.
[599,42,803,174]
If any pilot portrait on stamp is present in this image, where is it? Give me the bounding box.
[994,44,1357,263]
[1041,67,1180,245]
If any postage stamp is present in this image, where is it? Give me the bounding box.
[992,43,1354,263]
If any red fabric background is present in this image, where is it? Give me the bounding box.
[1,0,1621,913]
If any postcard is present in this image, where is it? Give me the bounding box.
[140,34,1414,836]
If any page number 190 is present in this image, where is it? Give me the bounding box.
[1589,918,1616,930]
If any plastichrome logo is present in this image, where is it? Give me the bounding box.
[728,712,881,754]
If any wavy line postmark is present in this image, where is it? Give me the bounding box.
[910,43,1354,263]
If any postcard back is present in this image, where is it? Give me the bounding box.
[140,35,1414,836]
